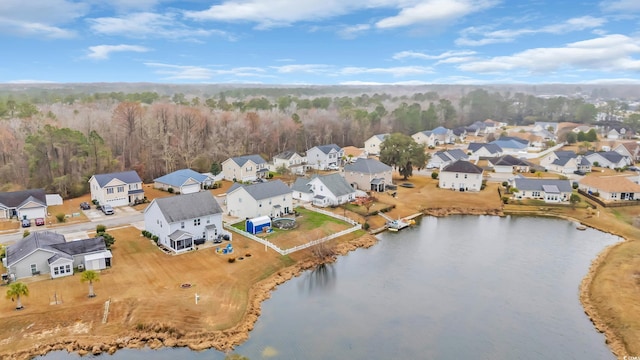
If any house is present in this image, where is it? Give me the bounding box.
[89,170,144,207]
[534,121,559,134]
[490,136,529,156]
[342,146,367,163]
[153,168,209,194]
[291,177,315,202]
[427,149,468,169]
[226,180,293,219]
[438,160,484,192]
[144,191,227,253]
[452,127,467,142]
[540,151,591,174]
[465,121,487,136]
[584,151,631,169]
[272,150,308,175]
[308,174,357,207]
[222,154,268,182]
[413,127,454,147]
[488,155,531,173]
[364,134,389,156]
[467,143,503,160]
[511,178,572,203]
[614,142,640,162]
[606,127,634,140]
[3,231,111,280]
[343,158,393,192]
[579,175,640,201]
[412,130,436,147]
[0,189,47,220]
[307,144,344,170]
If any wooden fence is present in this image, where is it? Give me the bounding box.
[578,189,640,208]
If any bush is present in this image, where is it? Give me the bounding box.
[502,196,510,204]
[363,222,370,230]
[96,224,107,233]
[228,257,236,263]
[91,199,99,205]
[23,230,30,238]
[572,182,579,189]
[55,213,66,223]
[502,181,508,187]
[431,172,439,180]
[152,235,159,243]
[167,187,174,193]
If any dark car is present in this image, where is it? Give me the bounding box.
[80,202,91,210]
[573,170,586,176]
[35,218,45,226]
[21,219,31,228]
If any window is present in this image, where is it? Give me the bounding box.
[455,174,459,178]
[194,219,201,226]
[30,264,37,275]
[117,186,124,193]
[65,265,71,273]
[181,222,185,229]
[107,188,114,194]
[464,174,468,179]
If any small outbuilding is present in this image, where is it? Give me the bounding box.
[246,215,271,235]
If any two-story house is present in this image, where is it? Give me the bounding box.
[540,151,591,174]
[343,158,393,192]
[307,144,344,170]
[89,170,144,207]
[272,150,307,175]
[144,191,227,253]
[291,174,357,207]
[438,160,484,192]
[226,180,293,219]
[364,134,389,156]
[222,154,268,182]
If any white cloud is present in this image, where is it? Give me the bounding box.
[392,50,476,60]
[6,79,57,84]
[0,0,87,38]
[88,12,233,40]
[435,56,477,64]
[600,0,640,12]
[271,64,333,74]
[376,0,499,29]
[338,24,371,39]
[340,80,431,85]
[459,34,640,74]
[340,66,432,77]
[457,16,607,46]
[88,45,151,60]
[580,77,640,84]
[145,63,269,80]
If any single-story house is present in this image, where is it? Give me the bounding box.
[343,158,393,192]
[3,231,111,280]
[584,151,631,169]
[153,168,209,194]
[438,160,484,192]
[467,143,503,160]
[540,151,591,174]
[427,149,468,169]
[364,134,389,156]
[613,142,640,162]
[488,155,531,173]
[144,191,228,253]
[89,170,144,207]
[226,180,293,219]
[490,136,529,156]
[222,154,269,182]
[307,144,344,170]
[0,189,47,220]
[579,175,640,201]
[511,178,572,203]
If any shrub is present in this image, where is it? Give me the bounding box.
[502,196,510,204]
[96,224,107,233]
[431,172,439,180]
[228,257,236,263]
[152,235,159,243]
[363,222,370,230]
[502,181,508,187]
[91,199,99,205]
[593,192,600,197]
[23,230,30,238]
[572,182,579,189]
[55,213,66,223]
[167,187,174,193]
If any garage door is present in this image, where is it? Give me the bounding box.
[181,183,201,194]
[19,206,46,220]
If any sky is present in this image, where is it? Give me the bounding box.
[0,0,639,85]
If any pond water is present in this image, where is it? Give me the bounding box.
[38,215,620,360]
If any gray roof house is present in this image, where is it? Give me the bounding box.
[511,178,572,203]
[307,144,344,170]
[222,154,268,182]
[467,143,503,160]
[427,149,468,169]
[439,160,484,192]
[226,180,293,219]
[153,168,209,194]
[488,155,531,173]
[306,173,357,207]
[0,189,47,220]
[364,134,389,155]
[540,151,591,174]
[3,231,111,280]
[344,158,393,192]
[89,170,144,207]
[144,191,228,253]
[584,151,631,169]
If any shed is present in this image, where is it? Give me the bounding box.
[246,215,271,235]
[46,194,63,206]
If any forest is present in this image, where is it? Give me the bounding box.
[0,84,638,198]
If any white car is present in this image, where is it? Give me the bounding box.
[327,164,340,170]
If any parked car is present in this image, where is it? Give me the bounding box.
[80,202,91,210]
[101,204,114,215]
[35,218,45,226]
[327,164,340,170]
[21,219,31,228]
[573,170,586,176]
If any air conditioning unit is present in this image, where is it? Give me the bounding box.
[77,264,85,271]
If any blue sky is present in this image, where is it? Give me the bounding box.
[1,0,639,84]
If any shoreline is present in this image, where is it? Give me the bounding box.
[6,207,632,360]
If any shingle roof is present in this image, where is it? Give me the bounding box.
[50,237,106,255]
[154,169,207,187]
[92,171,142,187]
[490,155,529,167]
[490,136,528,149]
[5,231,64,267]
[374,134,389,141]
[313,173,356,197]
[151,191,223,223]
[585,151,626,163]
[291,178,313,193]
[467,143,502,154]
[230,154,267,166]
[0,189,46,208]
[228,179,292,201]
[514,178,572,193]
[313,144,342,154]
[273,150,299,160]
[431,126,450,135]
[344,158,391,174]
[579,175,640,193]
[442,160,484,174]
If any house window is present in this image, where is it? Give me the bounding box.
[117,186,124,193]
[239,198,242,203]
[181,222,185,229]
[194,219,201,226]
[54,267,59,275]
[455,174,459,178]
[107,188,114,194]
[65,265,71,273]
[464,174,468,179]
[30,264,37,275]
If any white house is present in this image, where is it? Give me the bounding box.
[292,174,357,207]
[3,231,111,280]
[438,160,484,192]
[89,170,144,207]
[467,143,503,160]
[540,151,591,174]
[153,168,209,194]
[222,154,268,182]
[488,155,530,173]
[614,142,640,162]
[584,151,631,169]
[490,136,529,156]
[226,180,293,219]
[412,130,436,147]
[272,150,307,173]
[511,178,572,203]
[144,191,227,253]
[307,144,344,170]
[427,149,468,169]
[579,175,640,201]
[343,158,393,192]
[364,134,389,156]
[0,189,47,220]
[413,127,454,147]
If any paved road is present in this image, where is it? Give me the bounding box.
[0,211,144,245]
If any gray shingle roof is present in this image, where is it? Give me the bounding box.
[0,189,46,208]
[344,158,391,174]
[374,134,389,141]
[153,169,207,187]
[230,154,267,166]
[50,236,106,255]
[92,171,142,187]
[273,150,299,160]
[228,179,292,201]
[314,173,356,197]
[5,231,64,267]
[313,144,342,154]
[442,160,484,174]
[152,191,223,223]
[291,178,313,193]
[490,155,529,166]
[514,178,572,193]
[467,143,502,154]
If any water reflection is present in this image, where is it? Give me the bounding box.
[298,263,336,295]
